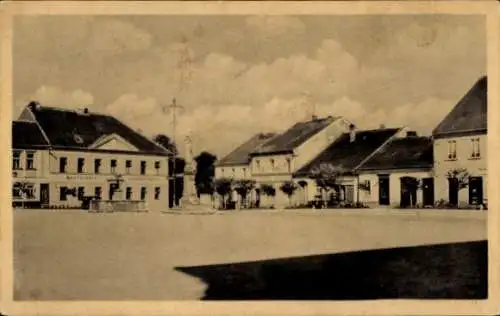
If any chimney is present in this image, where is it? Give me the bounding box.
[379,124,386,129]
[406,131,418,137]
[311,115,318,121]
[349,124,356,142]
[83,108,89,114]
[28,101,41,111]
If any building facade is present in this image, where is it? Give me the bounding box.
[248,116,353,207]
[12,102,170,211]
[432,76,488,207]
[355,135,434,208]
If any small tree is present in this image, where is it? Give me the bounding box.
[309,163,344,206]
[446,168,470,190]
[233,179,256,209]
[260,184,276,208]
[214,178,233,209]
[446,168,470,206]
[280,181,298,207]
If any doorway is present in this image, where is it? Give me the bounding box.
[422,178,434,207]
[40,183,50,208]
[399,177,418,208]
[468,177,483,205]
[448,178,459,206]
[378,174,390,205]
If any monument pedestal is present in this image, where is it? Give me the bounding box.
[180,170,200,207]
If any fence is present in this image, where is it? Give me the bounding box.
[89,200,148,213]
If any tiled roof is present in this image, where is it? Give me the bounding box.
[12,121,49,149]
[294,128,400,177]
[251,116,338,156]
[23,103,167,155]
[357,136,433,171]
[432,76,487,137]
[216,133,276,166]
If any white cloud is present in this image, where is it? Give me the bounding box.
[30,86,94,108]
[15,16,152,60]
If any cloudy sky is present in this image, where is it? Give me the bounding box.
[13,15,485,158]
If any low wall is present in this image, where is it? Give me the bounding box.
[89,200,148,213]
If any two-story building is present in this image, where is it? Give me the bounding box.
[248,115,353,207]
[432,76,487,207]
[12,121,50,207]
[12,101,170,211]
[215,133,277,180]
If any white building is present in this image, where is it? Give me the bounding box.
[12,101,170,211]
[432,76,487,207]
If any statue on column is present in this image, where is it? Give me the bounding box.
[182,134,199,205]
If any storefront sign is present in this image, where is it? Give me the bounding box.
[66,175,97,181]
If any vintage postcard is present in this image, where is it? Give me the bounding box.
[1,1,499,315]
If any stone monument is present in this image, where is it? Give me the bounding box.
[181,135,199,205]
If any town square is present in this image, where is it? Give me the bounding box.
[9,11,489,302]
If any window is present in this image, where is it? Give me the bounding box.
[126,187,132,200]
[60,186,68,201]
[140,187,147,200]
[13,183,22,198]
[471,138,481,159]
[270,159,275,168]
[59,157,68,173]
[243,168,246,178]
[77,187,85,200]
[94,159,101,174]
[140,161,146,175]
[125,160,132,174]
[256,159,261,170]
[221,168,225,176]
[286,158,291,173]
[447,140,457,160]
[94,187,102,199]
[14,183,34,199]
[13,151,21,170]
[232,168,235,176]
[154,187,161,200]
[155,161,161,175]
[26,152,35,170]
[77,158,85,173]
[110,159,117,173]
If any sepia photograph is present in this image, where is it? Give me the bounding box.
[1,1,499,315]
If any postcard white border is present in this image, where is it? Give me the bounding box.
[1,1,498,315]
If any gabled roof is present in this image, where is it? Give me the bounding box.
[216,133,276,167]
[357,136,433,171]
[294,128,400,177]
[432,76,487,138]
[251,116,338,156]
[12,121,50,149]
[20,102,168,155]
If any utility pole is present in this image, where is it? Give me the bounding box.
[163,98,184,208]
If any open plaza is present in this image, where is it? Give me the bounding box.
[14,208,486,300]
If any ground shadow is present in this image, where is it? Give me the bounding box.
[175,240,487,300]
